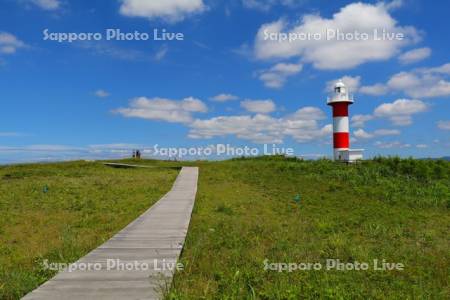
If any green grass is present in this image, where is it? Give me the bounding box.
[1,157,449,299]
[0,160,178,299]
[168,156,450,299]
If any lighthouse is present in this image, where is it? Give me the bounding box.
[327,80,363,162]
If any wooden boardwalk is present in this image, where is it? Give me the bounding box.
[22,167,199,300]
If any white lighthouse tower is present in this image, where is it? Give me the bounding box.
[327,80,364,162]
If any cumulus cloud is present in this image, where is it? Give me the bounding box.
[351,114,375,127]
[398,47,431,64]
[354,128,400,139]
[359,83,390,96]
[241,99,276,114]
[188,114,284,143]
[242,0,299,11]
[374,129,401,136]
[352,99,427,128]
[119,0,206,22]
[354,129,374,139]
[437,120,450,130]
[288,106,326,121]
[388,66,450,98]
[374,99,427,126]
[426,63,450,74]
[383,0,403,10]
[210,93,239,102]
[94,89,110,98]
[114,96,331,144]
[114,96,207,123]
[0,32,26,54]
[360,62,450,98]
[25,0,60,10]
[254,2,420,70]
[374,140,411,149]
[416,144,428,149]
[188,106,330,144]
[326,75,361,93]
[258,62,303,88]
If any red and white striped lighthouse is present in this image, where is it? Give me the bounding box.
[327,80,354,161]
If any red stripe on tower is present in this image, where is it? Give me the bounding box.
[333,132,350,148]
[332,102,349,117]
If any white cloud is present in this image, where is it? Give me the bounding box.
[26,0,60,10]
[210,93,239,102]
[359,83,390,96]
[0,32,26,54]
[354,128,400,139]
[188,106,330,144]
[24,144,83,152]
[352,99,427,128]
[77,41,148,61]
[0,143,151,163]
[387,72,420,90]
[383,0,403,10]
[119,0,206,23]
[426,63,450,75]
[326,75,361,93]
[374,140,411,149]
[373,129,401,136]
[437,120,450,130]
[416,144,428,149]
[254,2,419,70]
[89,143,140,150]
[288,106,326,121]
[398,47,431,64]
[94,89,110,98]
[286,123,332,144]
[242,0,299,11]
[241,99,276,114]
[374,99,427,126]
[154,45,168,61]
[388,67,450,98]
[242,0,269,10]
[360,63,450,98]
[354,129,374,139]
[188,114,284,143]
[0,132,22,137]
[114,96,207,123]
[351,114,375,128]
[258,63,302,88]
[114,98,330,144]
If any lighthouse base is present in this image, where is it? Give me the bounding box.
[334,149,364,163]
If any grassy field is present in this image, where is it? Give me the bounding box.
[168,157,450,299]
[1,157,449,299]
[0,161,178,299]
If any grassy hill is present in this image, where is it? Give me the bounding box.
[1,157,449,299]
[0,161,178,299]
[168,156,449,299]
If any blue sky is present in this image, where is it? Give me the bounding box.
[0,0,449,163]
